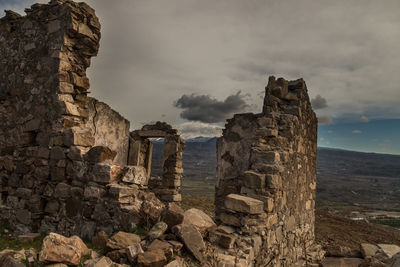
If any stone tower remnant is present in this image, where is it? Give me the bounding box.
[215,76,322,265]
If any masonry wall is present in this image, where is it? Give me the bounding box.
[215,76,321,266]
[0,0,165,239]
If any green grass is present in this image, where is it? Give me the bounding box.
[129,223,148,236]
[0,220,45,251]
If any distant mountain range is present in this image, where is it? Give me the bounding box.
[150,137,400,210]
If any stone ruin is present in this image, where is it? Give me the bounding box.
[0,0,183,238]
[215,76,322,265]
[0,0,323,266]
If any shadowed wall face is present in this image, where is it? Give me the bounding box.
[216,76,320,265]
[0,1,163,238]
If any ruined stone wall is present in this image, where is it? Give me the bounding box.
[215,76,320,266]
[0,0,164,239]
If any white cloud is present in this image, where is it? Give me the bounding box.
[352,130,362,134]
[175,121,223,139]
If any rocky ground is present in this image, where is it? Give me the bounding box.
[1,195,400,266]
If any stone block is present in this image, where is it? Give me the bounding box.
[137,249,167,267]
[172,224,205,262]
[122,166,148,186]
[126,243,144,263]
[182,208,216,236]
[63,128,95,147]
[163,202,185,227]
[84,185,105,200]
[219,212,241,227]
[224,194,264,214]
[148,222,168,240]
[242,170,265,188]
[106,231,141,251]
[55,183,71,199]
[108,184,137,203]
[89,164,123,184]
[147,239,173,260]
[84,146,116,164]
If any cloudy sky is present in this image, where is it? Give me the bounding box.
[1,0,400,153]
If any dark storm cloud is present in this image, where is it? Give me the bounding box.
[174,92,248,123]
[311,95,328,110]
[2,0,400,131]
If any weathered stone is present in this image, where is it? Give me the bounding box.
[0,256,25,267]
[360,243,379,258]
[164,257,186,267]
[182,208,216,236]
[54,183,70,199]
[321,257,363,267]
[121,166,148,185]
[168,240,184,253]
[148,222,168,240]
[163,202,185,227]
[147,239,173,259]
[106,232,141,251]
[84,146,117,164]
[378,244,400,259]
[172,224,205,262]
[242,170,266,188]
[219,212,241,227]
[126,243,144,263]
[224,194,264,214]
[39,233,89,265]
[137,249,167,267]
[90,164,123,184]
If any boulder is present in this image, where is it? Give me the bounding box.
[147,239,173,259]
[0,256,25,267]
[361,243,379,258]
[141,192,165,223]
[321,257,363,267]
[148,221,168,240]
[39,233,89,265]
[182,208,216,236]
[378,244,400,259]
[173,224,205,262]
[0,249,26,263]
[224,194,264,214]
[106,232,141,251]
[137,249,167,267]
[163,203,185,227]
[84,256,129,267]
[126,243,144,264]
[165,256,187,267]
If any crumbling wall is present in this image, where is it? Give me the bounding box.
[0,0,164,238]
[214,76,322,266]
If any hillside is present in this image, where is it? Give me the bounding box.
[151,138,400,209]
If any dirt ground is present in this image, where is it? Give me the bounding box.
[315,209,400,251]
